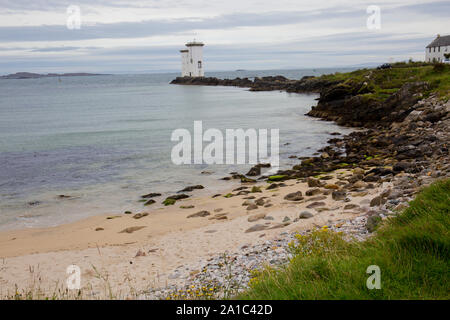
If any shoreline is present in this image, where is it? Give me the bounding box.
[1,66,448,299]
[0,168,385,298]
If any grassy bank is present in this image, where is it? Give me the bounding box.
[319,62,450,100]
[239,179,450,300]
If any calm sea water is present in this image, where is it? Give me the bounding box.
[0,69,354,230]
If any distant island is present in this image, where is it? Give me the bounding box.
[0,72,107,79]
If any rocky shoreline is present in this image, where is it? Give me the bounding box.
[150,74,450,299]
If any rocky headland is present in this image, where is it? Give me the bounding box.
[161,64,449,299]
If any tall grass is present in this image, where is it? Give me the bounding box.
[239,179,450,300]
[320,63,450,100]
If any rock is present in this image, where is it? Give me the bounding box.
[209,214,228,220]
[162,198,176,206]
[187,211,211,218]
[284,191,304,201]
[212,194,222,198]
[133,212,149,219]
[344,204,360,210]
[251,186,262,193]
[178,185,204,192]
[370,196,387,207]
[124,211,132,214]
[141,192,162,198]
[269,222,291,230]
[324,184,339,190]
[282,216,291,222]
[95,227,104,231]
[353,168,365,175]
[332,190,347,200]
[240,176,257,183]
[247,204,258,210]
[245,224,268,233]
[167,194,190,200]
[255,198,265,206]
[266,183,279,190]
[246,166,261,176]
[305,188,321,196]
[352,181,368,189]
[299,211,313,219]
[366,214,382,233]
[135,249,146,257]
[267,175,288,182]
[352,191,368,197]
[144,199,155,206]
[264,216,274,220]
[321,152,330,159]
[242,200,254,206]
[393,161,412,172]
[248,213,266,222]
[119,226,146,234]
[307,177,322,187]
[381,189,391,198]
[180,205,195,209]
[306,201,326,209]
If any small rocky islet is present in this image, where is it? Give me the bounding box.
[145,68,449,298]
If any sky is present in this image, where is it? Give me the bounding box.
[0,0,448,74]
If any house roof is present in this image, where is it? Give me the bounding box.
[426,35,450,48]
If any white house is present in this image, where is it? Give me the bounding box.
[179,41,204,77]
[425,34,450,63]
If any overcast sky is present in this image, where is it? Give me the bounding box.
[0,0,448,74]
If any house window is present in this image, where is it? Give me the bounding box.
[438,46,440,52]
[198,61,202,69]
[190,58,193,63]
[434,47,435,52]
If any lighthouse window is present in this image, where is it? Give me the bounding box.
[198,61,202,69]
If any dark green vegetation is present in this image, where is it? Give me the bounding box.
[240,179,450,299]
[319,62,450,101]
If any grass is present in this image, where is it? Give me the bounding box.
[239,179,450,300]
[319,62,450,100]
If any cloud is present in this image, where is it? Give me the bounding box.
[0,0,447,73]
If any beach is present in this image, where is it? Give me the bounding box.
[0,167,385,298]
[1,65,449,300]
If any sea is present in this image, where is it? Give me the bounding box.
[0,68,355,230]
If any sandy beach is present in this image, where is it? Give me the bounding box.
[0,168,387,299]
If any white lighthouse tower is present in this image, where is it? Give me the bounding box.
[180,41,204,77]
[180,49,189,77]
